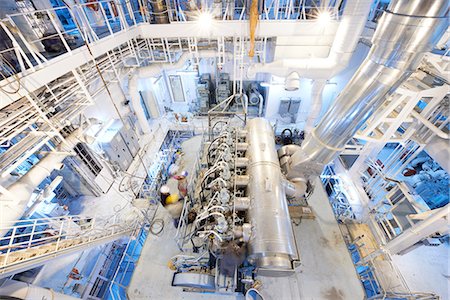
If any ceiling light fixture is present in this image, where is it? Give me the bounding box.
[316,10,332,24]
[197,12,213,28]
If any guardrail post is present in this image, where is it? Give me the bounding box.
[4,227,17,267]
[47,9,73,54]
[27,219,38,249]
[54,220,65,252]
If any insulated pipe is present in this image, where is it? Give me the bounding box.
[245,118,297,275]
[258,94,264,117]
[304,79,327,135]
[284,72,300,91]
[0,131,79,236]
[128,50,231,134]
[287,0,449,178]
[0,279,78,300]
[282,178,307,201]
[247,0,373,79]
[149,0,169,24]
[278,144,301,170]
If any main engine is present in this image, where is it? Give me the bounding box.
[172,118,304,294]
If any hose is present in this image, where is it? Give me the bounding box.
[149,218,164,235]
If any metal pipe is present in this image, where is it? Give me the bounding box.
[282,178,307,201]
[149,0,169,24]
[304,79,327,134]
[247,0,373,79]
[287,0,449,178]
[245,118,296,275]
[0,131,79,236]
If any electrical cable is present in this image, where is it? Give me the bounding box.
[149,218,164,235]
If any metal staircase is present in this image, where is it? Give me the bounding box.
[0,214,141,278]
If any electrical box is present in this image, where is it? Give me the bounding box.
[197,73,212,113]
[98,120,138,171]
[216,73,231,103]
[279,99,301,123]
[120,123,140,158]
[103,133,133,171]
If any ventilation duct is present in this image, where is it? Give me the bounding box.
[285,72,300,91]
[304,79,327,134]
[286,0,449,179]
[247,0,373,79]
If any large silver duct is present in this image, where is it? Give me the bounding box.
[245,118,297,275]
[287,0,449,178]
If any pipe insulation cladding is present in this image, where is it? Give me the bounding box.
[0,131,80,237]
[287,0,450,179]
[245,118,299,275]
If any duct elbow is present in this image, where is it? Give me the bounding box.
[128,74,152,134]
[282,178,307,201]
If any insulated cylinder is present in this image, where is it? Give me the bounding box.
[245,118,297,275]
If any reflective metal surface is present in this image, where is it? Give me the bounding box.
[150,0,169,24]
[246,118,296,273]
[172,272,216,290]
[288,0,449,175]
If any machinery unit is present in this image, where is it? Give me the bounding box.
[197,73,213,113]
[278,99,301,123]
[98,120,140,172]
[247,83,264,116]
[172,118,300,294]
[216,73,232,103]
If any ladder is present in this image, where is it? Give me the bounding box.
[0,214,141,278]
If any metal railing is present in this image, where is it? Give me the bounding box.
[0,213,141,277]
[0,0,141,76]
[107,225,149,300]
[174,130,206,249]
[350,242,440,300]
[0,0,347,80]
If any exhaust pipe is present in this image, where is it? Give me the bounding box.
[287,0,449,179]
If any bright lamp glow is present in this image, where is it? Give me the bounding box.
[316,11,331,24]
[197,12,213,27]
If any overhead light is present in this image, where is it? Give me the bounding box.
[316,11,331,24]
[197,12,213,28]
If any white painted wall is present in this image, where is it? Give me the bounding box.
[83,82,131,123]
